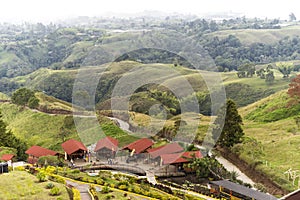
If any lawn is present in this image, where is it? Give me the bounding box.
[0,171,69,200]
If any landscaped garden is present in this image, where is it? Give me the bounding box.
[0,170,69,200]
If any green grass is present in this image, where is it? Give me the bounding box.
[96,190,150,200]
[0,171,69,200]
[35,92,73,111]
[206,25,300,45]
[242,90,300,122]
[0,102,79,151]
[237,90,300,191]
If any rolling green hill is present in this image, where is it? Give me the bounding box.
[206,25,300,45]
[6,61,293,116]
[236,89,300,191]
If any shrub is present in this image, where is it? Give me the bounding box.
[72,169,81,174]
[89,185,98,199]
[118,185,127,191]
[37,172,47,182]
[38,156,62,167]
[48,174,66,184]
[105,194,114,200]
[46,182,55,189]
[49,187,60,196]
[72,188,81,200]
[133,186,141,194]
[14,166,25,171]
[96,178,104,185]
[102,186,111,194]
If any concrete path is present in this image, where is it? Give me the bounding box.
[216,156,255,185]
[145,170,157,185]
[66,180,92,200]
[108,117,132,132]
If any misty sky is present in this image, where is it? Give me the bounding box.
[0,0,299,23]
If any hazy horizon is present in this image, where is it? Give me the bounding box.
[0,0,299,23]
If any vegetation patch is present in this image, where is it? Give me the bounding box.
[0,171,69,200]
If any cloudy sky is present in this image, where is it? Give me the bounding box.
[0,0,299,22]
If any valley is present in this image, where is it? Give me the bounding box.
[1,14,300,200]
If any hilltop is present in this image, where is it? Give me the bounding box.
[205,25,300,45]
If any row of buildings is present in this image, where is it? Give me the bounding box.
[23,137,202,169]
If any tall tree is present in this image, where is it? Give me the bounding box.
[214,99,244,148]
[0,110,27,160]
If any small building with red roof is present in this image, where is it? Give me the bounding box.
[94,136,118,160]
[122,138,154,154]
[1,154,14,162]
[25,146,58,164]
[61,139,87,160]
[148,143,184,161]
[161,151,202,165]
[1,154,14,167]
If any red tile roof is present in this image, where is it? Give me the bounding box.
[148,143,184,159]
[122,138,154,154]
[94,136,118,152]
[1,154,14,161]
[62,139,87,155]
[161,151,202,165]
[25,146,58,158]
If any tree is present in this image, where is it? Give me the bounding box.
[11,88,38,108]
[237,63,255,78]
[28,96,39,109]
[277,62,294,78]
[215,99,244,148]
[288,74,300,104]
[58,116,74,142]
[265,71,275,84]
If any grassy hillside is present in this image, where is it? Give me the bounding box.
[0,98,138,152]
[35,92,73,112]
[237,90,300,191]
[0,171,69,200]
[0,102,78,151]
[206,25,300,45]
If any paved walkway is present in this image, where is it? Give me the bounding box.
[66,180,92,200]
[145,170,157,185]
[216,156,255,185]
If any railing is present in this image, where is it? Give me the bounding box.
[79,163,146,176]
